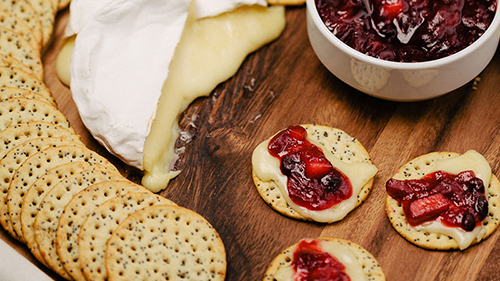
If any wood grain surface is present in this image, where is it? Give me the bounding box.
[2,5,500,281]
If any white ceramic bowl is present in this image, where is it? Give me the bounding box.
[306,0,500,101]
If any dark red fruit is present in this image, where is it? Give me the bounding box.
[386,170,489,231]
[293,240,350,281]
[268,126,352,211]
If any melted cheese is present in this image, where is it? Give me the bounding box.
[252,135,378,223]
[273,239,366,280]
[399,150,491,250]
[141,5,286,191]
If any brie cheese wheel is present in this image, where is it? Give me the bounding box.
[252,135,378,223]
[394,150,491,250]
[70,0,190,169]
[67,0,286,192]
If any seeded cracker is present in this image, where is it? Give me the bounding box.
[106,205,227,281]
[35,169,125,279]
[0,121,80,161]
[24,0,57,46]
[0,67,48,95]
[0,11,42,52]
[0,98,73,132]
[0,87,54,105]
[252,124,375,221]
[0,54,43,81]
[0,137,82,241]
[386,152,500,250]
[22,161,96,266]
[0,30,43,76]
[56,181,147,281]
[0,0,44,45]
[80,192,176,281]
[264,237,385,281]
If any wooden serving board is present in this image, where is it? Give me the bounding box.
[2,5,500,281]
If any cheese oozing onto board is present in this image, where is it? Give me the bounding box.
[252,135,378,223]
[65,0,286,192]
[272,239,367,280]
[396,150,491,250]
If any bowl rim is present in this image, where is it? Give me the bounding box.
[306,0,500,70]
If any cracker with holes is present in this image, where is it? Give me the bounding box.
[0,29,43,76]
[0,11,41,52]
[0,67,48,97]
[252,124,377,223]
[21,161,95,266]
[0,87,54,105]
[56,181,148,281]
[264,237,385,281]
[80,192,176,281]
[0,121,80,161]
[0,54,42,80]
[1,0,43,45]
[385,150,500,250]
[0,137,83,241]
[34,169,125,279]
[0,98,73,132]
[24,0,57,46]
[105,205,226,281]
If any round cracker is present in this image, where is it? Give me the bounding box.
[21,161,97,266]
[264,237,385,281]
[24,0,57,46]
[0,137,82,241]
[34,170,125,279]
[0,87,55,105]
[386,151,500,250]
[0,98,73,132]
[252,124,375,221]
[105,205,227,281]
[80,192,176,281]
[56,181,148,281]
[0,121,80,160]
[0,30,42,76]
[0,54,42,81]
[0,10,41,52]
[0,67,49,98]
[0,0,43,45]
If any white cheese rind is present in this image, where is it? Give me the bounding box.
[70,0,190,168]
[195,0,267,18]
[252,135,378,223]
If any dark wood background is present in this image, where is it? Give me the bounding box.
[2,4,500,281]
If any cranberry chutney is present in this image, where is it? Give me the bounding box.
[315,0,497,62]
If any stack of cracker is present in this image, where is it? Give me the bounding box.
[0,2,227,280]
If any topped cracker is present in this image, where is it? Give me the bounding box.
[79,192,177,281]
[264,237,385,281]
[56,181,147,281]
[252,124,376,222]
[386,151,500,250]
[0,98,73,132]
[105,205,227,281]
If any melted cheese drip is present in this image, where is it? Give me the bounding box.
[252,135,378,223]
[141,4,286,191]
[395,150,491,250]
[273,240,367,280]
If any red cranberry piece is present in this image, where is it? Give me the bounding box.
[293,240,350,281]
[405,193,450,225]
